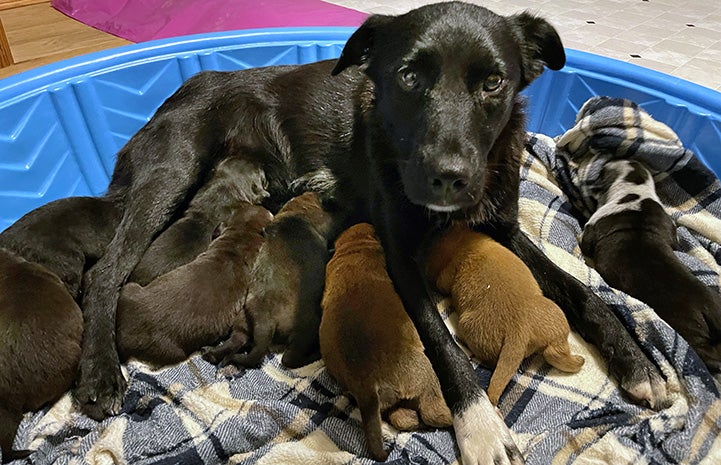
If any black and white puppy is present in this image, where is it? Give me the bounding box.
[71,3,667,463]
[581,159,721,375]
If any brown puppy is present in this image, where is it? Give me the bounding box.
[204,192,334,369]
[116,202,272,367]
[320,223,451,462]
[129,157,269,286]
[0,250,83,461]
[425,224,584,405]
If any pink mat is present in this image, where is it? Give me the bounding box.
[51,0,368,43]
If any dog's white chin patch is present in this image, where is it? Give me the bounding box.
[426,203,461,213]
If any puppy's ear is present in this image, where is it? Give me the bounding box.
[332,14,393,76]
[511,12,566,87]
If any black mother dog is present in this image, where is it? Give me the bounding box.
[74,3,668,463]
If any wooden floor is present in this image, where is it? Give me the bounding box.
[0,0,130,80]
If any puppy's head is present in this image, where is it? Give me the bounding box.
[332,223,382,258]
[222,202,274,235]
[274,192,335,237]
[332,2,564,214]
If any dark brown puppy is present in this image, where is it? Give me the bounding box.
[203,191,334,369]
[581,159,721,375]
[0,196,121,461]
[129,157,269,286]
[320,223,451,461]
[0,250,83,462]
[426,224,584,405]
[0,196,122,300]
[116,202,272,367]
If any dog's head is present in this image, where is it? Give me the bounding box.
[332,2,564,213]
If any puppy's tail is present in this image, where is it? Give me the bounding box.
[487,337,527,405]
[357,385,389,462]
[543,338,585,373]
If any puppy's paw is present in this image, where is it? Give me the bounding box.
[73,354,127,421]
[614,354,670,410]
[453,393,524,465]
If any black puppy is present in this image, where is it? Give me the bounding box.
[129,156,269,285]
[203,191,333,369]
[581,159,721,374]
[74,3,667,462]
[0,196,121,460]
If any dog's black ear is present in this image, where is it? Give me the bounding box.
[332,14,393,76]
[511,12,566,87]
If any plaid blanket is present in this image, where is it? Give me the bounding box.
[9,97,721,465]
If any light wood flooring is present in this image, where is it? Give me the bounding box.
[0,0,130,80]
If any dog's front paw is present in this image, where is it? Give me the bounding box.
[612,348,669,410]
[453,394,524,465]
[73,353,127,420]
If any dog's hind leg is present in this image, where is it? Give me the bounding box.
[542,338,584,373]
[202,318,251,365]
[386,405,421,431]
[502,226,669,409]
[219,314,275,368]
[417,380,452,428]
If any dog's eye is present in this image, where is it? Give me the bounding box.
[398,67,418,90]
[483,74,503,92]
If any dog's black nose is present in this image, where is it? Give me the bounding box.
[430,171,469,195]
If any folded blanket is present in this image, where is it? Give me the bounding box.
[9,98,721,465]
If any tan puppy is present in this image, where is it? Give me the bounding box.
[116,202,272,367]
[426,224,584,405]
[0,249,82,461]
[320,223,451,462]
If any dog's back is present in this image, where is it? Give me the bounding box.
[0,196,121,299]
[116,202,272,366]
[321,223,451,461]
[0,249,83,459]
[581,160,721,372]
[426,224,583,404]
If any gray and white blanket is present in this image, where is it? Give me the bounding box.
[10,97,721,465]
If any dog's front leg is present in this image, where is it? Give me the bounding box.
[75,135,213,419]
[501,224,669,409]
[375,208,523,465]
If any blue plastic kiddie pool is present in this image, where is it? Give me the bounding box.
[1,27,720,231]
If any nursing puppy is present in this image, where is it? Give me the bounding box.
[129,157,269,286]
[0,196,120,461]
[320,223,452,461]
[0,250,83,462]
[116,202,272,366]
[73,3,667,461]
[426,224,584,405]
[580,159,721,374]
[203,192,334,369]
